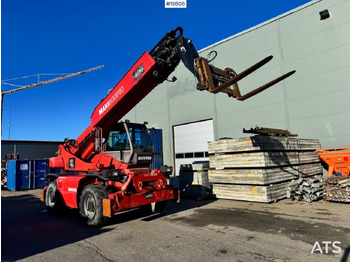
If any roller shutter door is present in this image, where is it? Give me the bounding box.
[173,119,214,176]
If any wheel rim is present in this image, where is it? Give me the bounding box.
[84,195,96,219]
[47,188,55,207]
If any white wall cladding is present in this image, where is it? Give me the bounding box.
[125,0,350,167]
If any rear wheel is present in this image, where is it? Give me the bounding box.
[79,184,109,227]
[46,181,65,214]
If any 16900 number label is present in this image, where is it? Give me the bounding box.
[165,0,187,8]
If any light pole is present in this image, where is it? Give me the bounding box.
[8,124,11,140]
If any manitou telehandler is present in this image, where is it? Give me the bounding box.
[41,27,295,226]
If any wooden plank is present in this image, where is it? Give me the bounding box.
[208,136,321,154]
[212,182,288,203]
[208,163,322,185]
[209,151,320,169]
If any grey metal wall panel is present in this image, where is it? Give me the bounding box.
[1,141,62,160]
[124,0,350,167]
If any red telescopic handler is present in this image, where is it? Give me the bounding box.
[41,27,295,226]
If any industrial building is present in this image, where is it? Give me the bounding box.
[123,0,350,176]
[1,140,63,160]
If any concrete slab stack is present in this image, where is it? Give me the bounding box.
[208,135,322,202]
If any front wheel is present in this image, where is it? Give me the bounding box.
[79,184,109,227]
[46,181,65,215]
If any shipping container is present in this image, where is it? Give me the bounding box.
[7,160,32,191]
[33,160,48,188]
[148,128,163,154]
[150,154,164,171]
[148,128,164,171]
[6,159,61,191]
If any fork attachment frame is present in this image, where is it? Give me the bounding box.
[195,55,296,101]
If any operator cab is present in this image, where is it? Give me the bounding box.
[104,122,154,165]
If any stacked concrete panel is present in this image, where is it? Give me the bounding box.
[208,136,322,202]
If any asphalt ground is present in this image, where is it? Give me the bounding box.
[1,189,350,262]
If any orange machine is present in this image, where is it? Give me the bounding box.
[316,147,350,177]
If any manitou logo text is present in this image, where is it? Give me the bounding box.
[99,86,124,115]
[138,156,152,161]
[132,63,145,82]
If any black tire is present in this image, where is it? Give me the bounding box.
[140,200,168,215]
[79,184,109,227]
[46,181,65,215]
